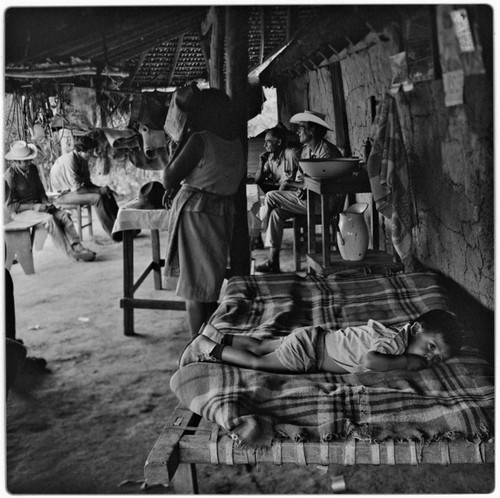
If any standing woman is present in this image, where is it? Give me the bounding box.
[4,140,95,262]
[163,88,245,336]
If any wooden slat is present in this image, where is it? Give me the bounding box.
[177,434,495,465]
[167,35,185,87]
[307,250,403,277]
[144,406,201,486]
[120,298,186,311]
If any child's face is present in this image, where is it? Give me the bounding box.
[407,323,451,365]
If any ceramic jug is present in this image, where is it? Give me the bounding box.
[336,203,369,261]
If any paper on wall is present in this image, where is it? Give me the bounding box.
[443,69,465,107]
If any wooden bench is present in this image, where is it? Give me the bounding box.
[144,402,494,494]
[4,220,42,275]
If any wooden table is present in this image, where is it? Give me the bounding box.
[304,171,402,276]
[113,204,185,336]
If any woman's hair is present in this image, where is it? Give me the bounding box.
[415,309,463,356]
[74,135,98,152]
[190,88,237,139]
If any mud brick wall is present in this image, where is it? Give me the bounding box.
[277,24,493,320]
[398,78,493,309]
[338,29,493,312]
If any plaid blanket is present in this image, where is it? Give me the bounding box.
[171,272,494,447]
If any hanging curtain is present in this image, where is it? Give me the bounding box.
[367,93,415,269]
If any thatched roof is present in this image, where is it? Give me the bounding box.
[4,5,316,92]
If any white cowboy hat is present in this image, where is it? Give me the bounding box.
[290,110,332,131]
[5,140,38,160]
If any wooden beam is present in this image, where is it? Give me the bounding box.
[167,35,185,87]
[127,50,149,87]
[259,7,265,65]
[286,6,292,41]
[225,6,250,276]
[206,6,224,89]
[5,67,129,79]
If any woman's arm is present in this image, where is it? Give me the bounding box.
[363,351,428,371]
[162,133,204,192]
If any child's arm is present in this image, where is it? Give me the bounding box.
[363,351,428,371]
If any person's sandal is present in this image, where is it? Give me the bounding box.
[178,334,218,369]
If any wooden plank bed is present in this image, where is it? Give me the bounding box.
[144,271,494,492]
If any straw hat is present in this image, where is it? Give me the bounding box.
[290,110,332,131]
[5,140,38,160]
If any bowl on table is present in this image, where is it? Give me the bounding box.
[299,158,360,179]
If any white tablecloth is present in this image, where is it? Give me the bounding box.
[114,188,264,235]
[112,201,169,233]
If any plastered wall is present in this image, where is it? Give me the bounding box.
[339,31,493,311]
[278,22,493,314]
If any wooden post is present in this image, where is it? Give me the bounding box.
[202,6,224,89]
[259,7,265,65]
[225,6,251,276]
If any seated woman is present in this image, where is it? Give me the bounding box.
[4,140,95,262]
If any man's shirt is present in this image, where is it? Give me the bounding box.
[51,152,93,192]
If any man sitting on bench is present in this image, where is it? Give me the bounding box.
[50,135,133,242]
[4,141,95,262]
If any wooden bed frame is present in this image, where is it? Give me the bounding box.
[144,402,494,494]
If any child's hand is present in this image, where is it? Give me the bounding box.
[405,354,428,371]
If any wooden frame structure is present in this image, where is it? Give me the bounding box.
[144,403,494,494]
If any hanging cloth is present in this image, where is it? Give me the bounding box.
[367,93,415,269]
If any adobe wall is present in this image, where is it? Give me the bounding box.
[337,29,493,312]
[277,23,493,316]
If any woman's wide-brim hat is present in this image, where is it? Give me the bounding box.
[290,110,332,131]
[5,140,38,160]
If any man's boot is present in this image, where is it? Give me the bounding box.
[255,247,280,273]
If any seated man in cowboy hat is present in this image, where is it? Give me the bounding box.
[4,141,96,262]
[255,110,343,273]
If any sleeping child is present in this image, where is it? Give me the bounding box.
[178,309,462,374]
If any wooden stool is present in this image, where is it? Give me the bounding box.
[291,215,322,272]
[4,220,41,275]
[291,216,306,272]
[56,203,93,241]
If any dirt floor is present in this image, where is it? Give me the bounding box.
[5,213,495,495]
